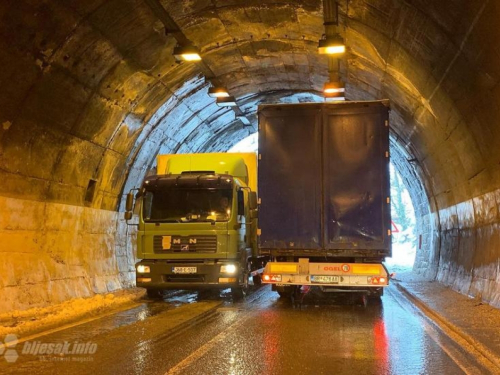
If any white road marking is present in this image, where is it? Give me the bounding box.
[165,314,251,375]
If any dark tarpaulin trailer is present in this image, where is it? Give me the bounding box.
[257,101,391,259]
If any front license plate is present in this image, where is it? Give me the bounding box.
[172,267,197,274]
[311,275,340,284]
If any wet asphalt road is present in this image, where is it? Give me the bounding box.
[0,285,490,375]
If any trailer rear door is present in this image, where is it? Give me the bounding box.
[258,106,322,250]
[322,103,390,251]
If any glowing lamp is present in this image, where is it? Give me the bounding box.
[216,96,237,107]
[208,87,230,98]
[318,35,346,55]
[173,45,201,61]
[323,81,345,94]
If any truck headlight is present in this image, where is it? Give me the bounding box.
[137,265,150,273]
[221,264,237,274]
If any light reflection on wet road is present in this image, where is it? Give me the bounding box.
[0,285,487,374]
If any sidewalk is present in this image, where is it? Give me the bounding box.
[393,272,500,369]
[0,288,146,339]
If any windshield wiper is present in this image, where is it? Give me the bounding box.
[180,217,216,223]
[145,218,182,223]
[198,218,216,223]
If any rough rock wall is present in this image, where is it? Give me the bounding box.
[0,196,136,313]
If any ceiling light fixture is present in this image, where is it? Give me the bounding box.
[323,81,345,94]
[208,87,230,98]
[216,96,237,107]
[173,45,201,61]
[318,35,346,55]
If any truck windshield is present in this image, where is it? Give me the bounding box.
[142,188,233,223]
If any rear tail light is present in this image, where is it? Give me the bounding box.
[369,276,388,285]
[262,274,282,282]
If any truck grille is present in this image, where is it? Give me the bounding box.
[164,275,205,283]
[154,235,217,253]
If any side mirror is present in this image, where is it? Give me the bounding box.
[124,211,133,221]
[237,190,245,216]
[125,192,135,212]
[249,192,258,210]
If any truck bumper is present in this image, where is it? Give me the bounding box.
[135,260,241,290]
[262,260,389,289]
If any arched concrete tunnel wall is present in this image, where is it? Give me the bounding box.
[0,0,499,312]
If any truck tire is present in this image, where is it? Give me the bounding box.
[232,266,249,301]
[252,274,262,286]
[231,287,246,300]
[277,286,295,299]
[369,288,383,299]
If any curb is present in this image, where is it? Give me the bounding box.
[394,282,500,372]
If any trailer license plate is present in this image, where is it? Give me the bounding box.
[172,267,197,274]
[311,275,340,284]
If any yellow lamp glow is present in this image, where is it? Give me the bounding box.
[173,45,202,61]
[318,35,346,55]
[208,87,230,98]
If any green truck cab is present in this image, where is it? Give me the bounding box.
[125,153,264,299]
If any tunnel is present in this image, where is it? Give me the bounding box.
[0,0,499,314]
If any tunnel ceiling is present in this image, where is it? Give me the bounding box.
[0,0,498,213]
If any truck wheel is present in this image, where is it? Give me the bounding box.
[232,267,249,301]
[231,287,245,300]
[252,275,262,286]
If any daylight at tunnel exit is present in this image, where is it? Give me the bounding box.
[1,1,500,375]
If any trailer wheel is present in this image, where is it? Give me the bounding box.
[361,294,368,308]
[369,288,383,299]
[277,285,295,299]
[252,275,262,286]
